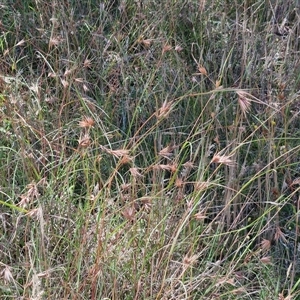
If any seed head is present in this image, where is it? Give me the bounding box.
[79,116,95,129]
[211,154,236,167]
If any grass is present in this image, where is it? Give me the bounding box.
[0,0,300,299]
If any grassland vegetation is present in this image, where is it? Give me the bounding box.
[0,0,300,299]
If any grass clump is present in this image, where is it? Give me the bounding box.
[1,0,300,299]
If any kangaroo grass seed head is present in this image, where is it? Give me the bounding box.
[260,256,272,265]
[198,65,208,76]
[156,98,174,120]
[183,254,199,268]
[1,264,14,284]
[119,154,133,165]
[78,133,91,148]
[211,154,236,167]
[79,116,95,129]
[83,58,92,69]
[236,90,252,114]
[129,167,143,179]
[162,43,172,54]
[122,206,136,222]
[158,144,175,159]
[260,239,271,252]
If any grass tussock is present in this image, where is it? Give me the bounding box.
[0,0,300,299]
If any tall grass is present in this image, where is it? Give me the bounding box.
[0,0,300,299]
